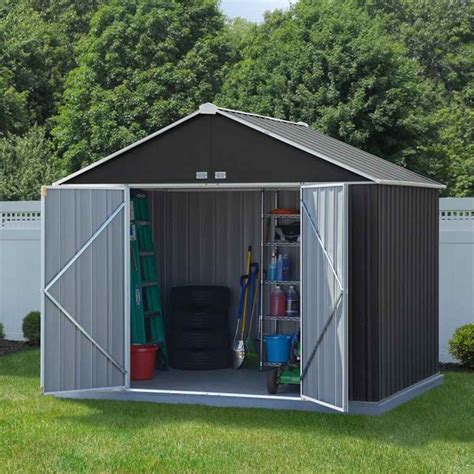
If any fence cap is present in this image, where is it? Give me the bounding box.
[439,197,474,211]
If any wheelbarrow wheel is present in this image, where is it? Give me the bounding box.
[267,368,279,394]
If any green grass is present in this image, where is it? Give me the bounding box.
[0,350,472,472]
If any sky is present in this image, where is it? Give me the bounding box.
[220,0,293,23]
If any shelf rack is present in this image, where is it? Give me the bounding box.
[265,213,300,219]
[263,242,300,247]
[262,315,300,322]
[264,280,300,286]
[258,190,301,371]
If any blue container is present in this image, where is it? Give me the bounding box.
[264,335,292,364]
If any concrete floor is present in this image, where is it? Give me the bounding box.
[131,367,301,397]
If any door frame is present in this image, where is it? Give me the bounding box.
[299,183,349,412]
[40,184,130,393]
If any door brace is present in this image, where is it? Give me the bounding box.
[300,291,343,381]
[45,201,126,292]
[301,199,343,291]
[44,290,126,374]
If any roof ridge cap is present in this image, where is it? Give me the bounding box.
[216,106,308,126]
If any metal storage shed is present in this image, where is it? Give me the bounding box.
[41,103,444,415]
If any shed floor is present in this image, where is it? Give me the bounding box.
[131,368,301,397]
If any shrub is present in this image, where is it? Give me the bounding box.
[22,311,40,346]
[0,322,4,340]
[449,323,474,368]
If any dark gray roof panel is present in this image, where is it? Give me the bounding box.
[56,103,444,188]
[218,109,443,188]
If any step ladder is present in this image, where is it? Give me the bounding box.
[130,192,168,369]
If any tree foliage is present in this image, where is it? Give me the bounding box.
[0,0,472,198]
[218,1,433,170]
[366,0,473,95]
[0,127,62,201]
[53,0,232,171]
[0,4,71,135]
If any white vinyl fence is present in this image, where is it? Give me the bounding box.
[0,202,41,340]
[439,198,474,362]
[1,199,473,363]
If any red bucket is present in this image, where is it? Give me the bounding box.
[131,344,159,381]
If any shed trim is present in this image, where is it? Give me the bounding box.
[54,104,445,189]
[217,105,309,126]
[216,109,375,182]
[216,109,445,189]
[54,110,201,185]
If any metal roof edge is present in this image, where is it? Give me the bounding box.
[216,109,377,183]
[54,110,201,185]
[54,104,446,190]
[376,180,446,190]
[217,110,444,190]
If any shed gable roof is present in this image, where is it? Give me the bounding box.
[56,103,444,188]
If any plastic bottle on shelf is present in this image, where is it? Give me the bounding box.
[268,250,277,281]
[286,285,299,316]
[282,254,290,281]
[276,254,283,281]
[270,285,286,316]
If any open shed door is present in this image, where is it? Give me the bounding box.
[301,184,348,412]
[41,186,129,394]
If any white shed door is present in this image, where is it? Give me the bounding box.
[41,186,129,394]
[301,184,348,412]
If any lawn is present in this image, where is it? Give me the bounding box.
[0,350,472,472]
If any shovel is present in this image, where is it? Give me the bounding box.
[244,264,260,367]
[232,274,250,369]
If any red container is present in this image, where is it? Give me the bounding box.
[270,285,286,316]
[131,344,158,381]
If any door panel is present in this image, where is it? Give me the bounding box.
[42,187,127,393]
[301,184,348,411]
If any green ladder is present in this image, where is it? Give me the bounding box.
[130,192,168,369]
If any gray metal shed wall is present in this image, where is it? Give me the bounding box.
[43,189,125,392]
[349,185,439,401]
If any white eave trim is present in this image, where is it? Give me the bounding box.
[376,179,446,189]
[54,104,445,190]
[54,110,201,185]
[216,109,445,190]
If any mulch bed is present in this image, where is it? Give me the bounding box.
[439,362,473,373]
[0,339,30,357]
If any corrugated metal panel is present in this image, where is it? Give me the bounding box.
[43,188,125,393]
[149,189,299,335]
[376,186,439,399]
[301,185,347,411]
[150,190,261,331]
[218,109,442,188]
[348,184,380,401]
[349,184,439,401]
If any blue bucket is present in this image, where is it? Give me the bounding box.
[264,335,292,364]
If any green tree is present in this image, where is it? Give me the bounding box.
[0,127,62,201]
[217,0,433,171]
[426,93,474,196]
[363,0,473,195]
[53,0,232,171]
[0,4,70,134]
[365,0,473,95]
